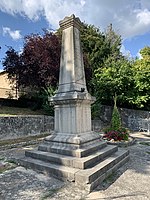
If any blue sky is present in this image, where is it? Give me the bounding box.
[0,0,150,71]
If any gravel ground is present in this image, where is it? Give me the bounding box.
[0,132,150,200]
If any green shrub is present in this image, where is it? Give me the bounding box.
[102,94,129,141]
[40,86,56,115]
[111,94,121,130]
[111,104,121,130]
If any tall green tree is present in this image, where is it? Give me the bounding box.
[80,23,122,94]
[6,23,146,110]
[105,24,122,60]
[94,56,135,106]
[130,46,150,109]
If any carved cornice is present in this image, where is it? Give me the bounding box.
[59,14,83,30]
[51,98,93,106]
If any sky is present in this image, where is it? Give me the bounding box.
[0,0,150,71]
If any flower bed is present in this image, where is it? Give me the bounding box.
[103,127,129,141]
[100,127,136,147]
[105,136,136,147]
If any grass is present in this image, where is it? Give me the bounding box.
[0,106,46,116]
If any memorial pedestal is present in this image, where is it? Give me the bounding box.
[20,15,129,192]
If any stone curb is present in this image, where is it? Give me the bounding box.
[106,136,136,147]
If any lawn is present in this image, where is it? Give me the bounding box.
[0,106,46,116]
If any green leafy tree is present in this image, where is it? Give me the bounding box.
[94,56,135,106]
[80,23,123,100]
[130,46,150,109]
[105,24,122,60]
[5,23,139,111]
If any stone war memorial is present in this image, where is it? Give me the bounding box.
[20,15,129,192]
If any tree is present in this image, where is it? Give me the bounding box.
[3,31,61,91]
[22,31,61,89]
[130,46,150,109]
[93,46,150,110]
[111,94,121,130]
[3,47,22,85]
[80,23,122,94]
[93,56,135,107]
[105,24,122,60]
[5,24,142,110]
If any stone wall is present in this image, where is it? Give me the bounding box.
[92,105,150,132]
[0,115,54,139]
[0,106,149,140]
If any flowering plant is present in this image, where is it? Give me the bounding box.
[103,127,129,141]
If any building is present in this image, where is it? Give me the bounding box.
[0,71,18,99]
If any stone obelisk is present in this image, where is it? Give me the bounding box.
[42,14,100,157]
[21,15,129,192]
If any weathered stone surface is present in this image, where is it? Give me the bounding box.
[20,14,129,192]
[1,106,149,140]
[92,105,150,132]
[0,132,150,200]
[57,14,87,94]
[25,145,118,169]
[50,15,95,141]
[0,115,54,139]
[75,150,129,185]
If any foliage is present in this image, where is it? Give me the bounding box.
[40,86,56,115]
[3,31,61,90]
[80,23,123,113]
[111,95,121,130]
[80,24,106,91]
[94,56,135,106]
[2,23,150,110]
[23,31,61,89]
[130,46,150,109]
[103,127,129,141]
[80,23,122,94]
[91,101,101,119]
[103,95,129,141]
[2,47,22,87]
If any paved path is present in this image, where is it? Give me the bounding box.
[0,132,150,200]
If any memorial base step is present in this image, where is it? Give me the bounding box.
[19,143,129,192]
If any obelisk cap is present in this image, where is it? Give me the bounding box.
[59,14,83,30]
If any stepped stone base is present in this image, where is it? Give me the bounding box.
[19,135,129,192]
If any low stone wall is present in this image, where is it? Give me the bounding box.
[0,115,54,139]
[92,105,150,132]
[0,106,149,140]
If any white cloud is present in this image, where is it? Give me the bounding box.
[3,27,22,40]
[136,50,143,59]
[137,9,150,25]
[0,0,150,39]
[120,45,132,58]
